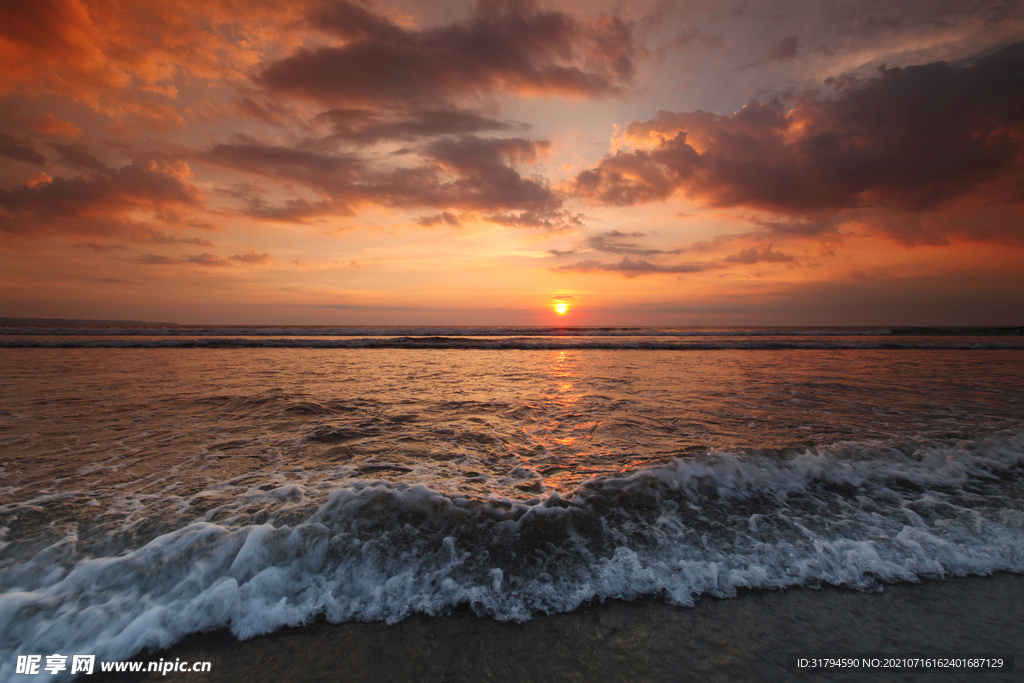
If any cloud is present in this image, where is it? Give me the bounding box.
[232,98,293,127]
[555,241,796,277]
[317,107,516,145]
[184,253,231,266]
[722,245,794,264]
[136,254,179,265]
[73,241,129,252]
[240,197,341,223]
[27,114,82,138]
[200,135,563,218]
[0,0,304,126]
[548,248,577,257]
[737,35,800,69]
[485,210,582,231]
[138,252,233,266]
[0,154,204,239]
[557,256,714,277]
[259,0,638,106]
[136,249,262,266]
[230,250,272,264]
[49,143,110,173]
[574,42,1024,243]
[586,229,681,256]
[138,229,214,246]
[417,212,461,227]
[0,132,46,164]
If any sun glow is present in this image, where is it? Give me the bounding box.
[554,302,569,315]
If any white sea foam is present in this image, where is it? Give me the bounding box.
[1,431,1023,680]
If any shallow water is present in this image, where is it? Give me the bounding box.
[1,330,1023,680]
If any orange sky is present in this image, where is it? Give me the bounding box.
[1,0,1023,325]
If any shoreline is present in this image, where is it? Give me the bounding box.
[92,572,1022,683]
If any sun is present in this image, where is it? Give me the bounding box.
[554,302,569,315]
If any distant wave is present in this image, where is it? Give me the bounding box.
[3,336,1024,350]
[0,325,901,337]
[2,430,1024,680]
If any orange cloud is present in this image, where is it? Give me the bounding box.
[27,114,83,138]
[259,0,638,106]
[576,42,1024,244]
[0,0,306,125]
[0,154,204,240]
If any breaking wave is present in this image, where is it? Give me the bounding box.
[2,431,1024,680]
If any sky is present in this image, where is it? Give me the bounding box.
[1,0,1022,325]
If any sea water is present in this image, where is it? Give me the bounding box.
[1,326,1023,680]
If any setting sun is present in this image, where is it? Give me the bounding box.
[554,302,570,315]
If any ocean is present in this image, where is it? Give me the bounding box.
[1,326,1023,681]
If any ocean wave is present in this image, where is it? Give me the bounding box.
[0,326,900,337]
[2,431,1023,679]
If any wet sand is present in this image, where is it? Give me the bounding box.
[94,573,1021,683]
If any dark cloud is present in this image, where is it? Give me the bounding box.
[851,204,1024,246]
[485,210,581,230]
[230,250,272,264]
[241,197,341,223]
[137,251,250,266]
[119,229,214,248]
[554,240,795,277]
[738,35,800,69]
[557,256,714,277]
[49,143,110,173]
[202,142,361,186]
[0,155,203,236]
[722,245,794,264]
[586,229,681,255]
[308,0,410,43]
[136,254,179,265]
[766,35,800,61]
[138,253,230,266]
[138,229,214,247]
[185,253,231,266]
[548,248,577,257]
[73,242,129,252]
[90,277,136,284]
[317,107,516,145]
[417,212,461,227]
[0,132,46,164]
[199,142,363,212]
[200,135,562,218]
[63,231,211,249]
[259,0,637,106]
[575,42,1024,243]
